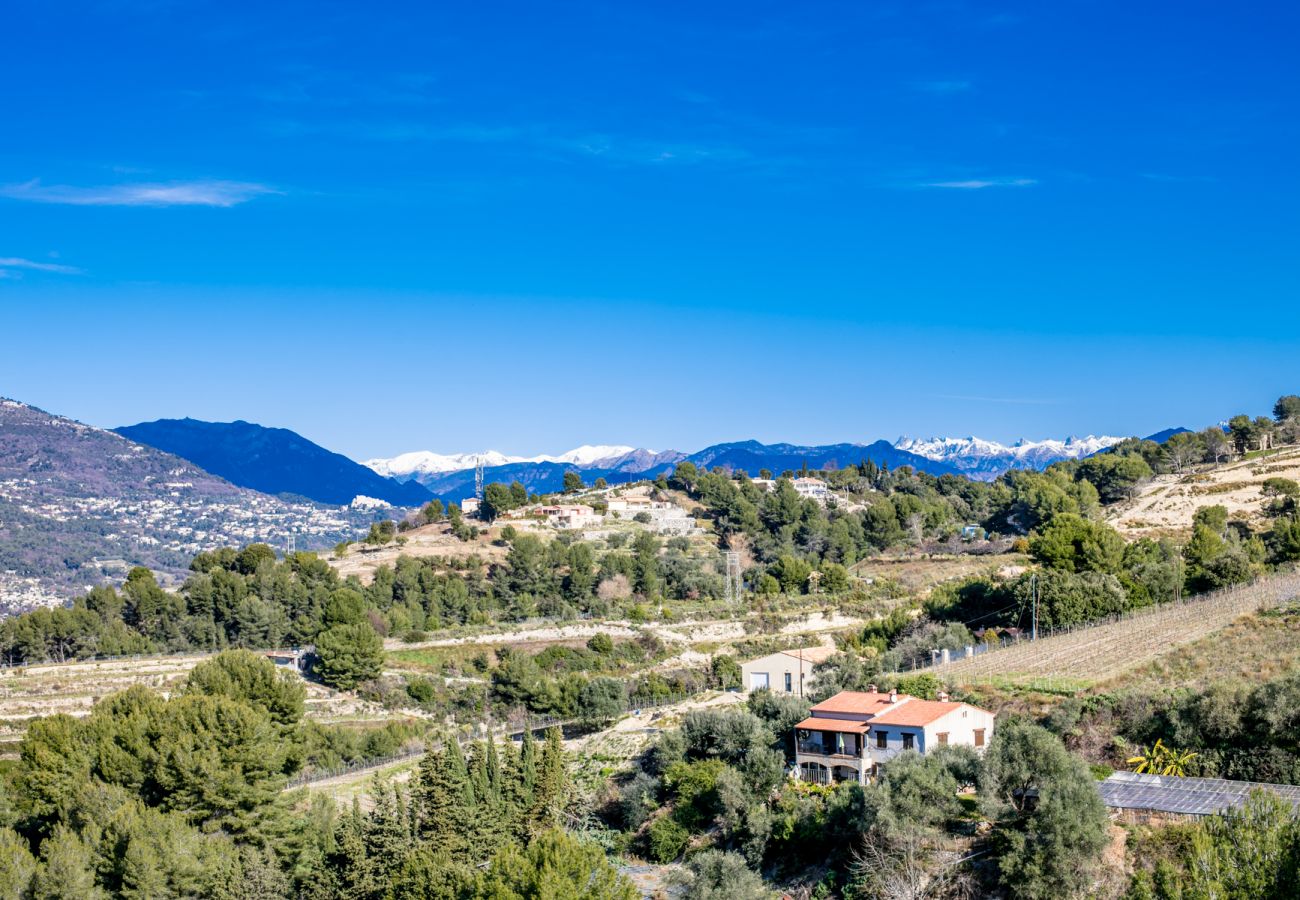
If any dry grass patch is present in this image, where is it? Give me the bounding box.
[852,552,1027,596]
[1100,607,1300,694]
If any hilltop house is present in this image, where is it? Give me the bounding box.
[538,504,601,530]
[606,489,696,535]
[794,688,995,784]
[606,492,671,514]
[740,646,837,696]
[792,477,830,502]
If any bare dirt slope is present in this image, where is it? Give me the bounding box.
[852,552,1027,595]
[1107,445,1300,538]
[384,609,863,653]
[329,522,508,583]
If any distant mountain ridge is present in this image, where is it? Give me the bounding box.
[383,439,960,502]
[893,435,1126,480]
[116,418,432,507]
[367,445,681,482]
[684,439,957,477]
[367,432,1153,500]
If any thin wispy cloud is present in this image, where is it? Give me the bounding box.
[1140,172,1216,183]
[0,179,279,207]
[933,393,1058,406]
[911,80,972,94]
[0,256,83,275]
[923,177,1037,189]
[277,119,750,168]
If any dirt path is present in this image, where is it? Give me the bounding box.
[385,609,865,653]
[301,691,747,807]
[566,690,744,756]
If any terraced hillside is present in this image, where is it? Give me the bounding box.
[921,571,1300,689]
[0,651,413,758]
[1107,444,1300,538]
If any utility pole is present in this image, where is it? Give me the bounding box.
[1031,573,1038,641]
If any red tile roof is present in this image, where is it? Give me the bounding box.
[809,691,898,716]
[870,699,963,728]
[795,716,869,734]
[809,690,987,728]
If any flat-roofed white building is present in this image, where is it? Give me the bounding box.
[792,477,830,502]
[740,646,837,696]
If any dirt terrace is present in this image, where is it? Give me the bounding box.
[1107,446,1300,538]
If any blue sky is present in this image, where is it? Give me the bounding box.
[2,1,1297,460]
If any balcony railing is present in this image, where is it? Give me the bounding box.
[797,739,864,758]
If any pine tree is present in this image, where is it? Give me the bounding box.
[0,827,36,899]
[33,826,104,900]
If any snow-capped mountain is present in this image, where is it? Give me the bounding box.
[365,445,653,482]
[893,435,1125,480]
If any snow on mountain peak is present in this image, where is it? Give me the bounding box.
[552,445,640,466]
[364,445,643,479]
[892,434,1125,479]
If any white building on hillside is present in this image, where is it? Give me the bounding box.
[539,504,601,530]
[792,477,830,502]
[741,646,837,696]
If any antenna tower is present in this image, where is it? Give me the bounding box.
[724,551,742,604]
[475,455,485,500]
[286,532,296,557]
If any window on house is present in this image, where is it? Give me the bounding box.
[876,731,887,749]
[974,729,985,748]
[936,732,949,746]
[784,673,792,692]
[902,733,915,751]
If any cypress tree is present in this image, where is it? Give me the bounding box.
[364,783,417,891]
[415,741,475,857]
[518,729,538,805]
[529,727,567,834]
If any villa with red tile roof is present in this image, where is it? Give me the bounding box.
[793,686,995,784]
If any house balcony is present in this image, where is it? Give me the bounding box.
[795,754,865,785]
[795,742,867,785]
[796,739,863,759]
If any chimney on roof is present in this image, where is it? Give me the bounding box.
[889,689,898,703]
[868,683,878,694]
[938,691,949,702]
